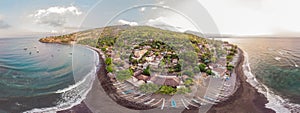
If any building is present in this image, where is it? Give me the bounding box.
[125,77,145,87]
[133,70,143,76]
[164,77,180,87]
[135,74,150,81]
[134,49,148,60]
[150,76,180,87]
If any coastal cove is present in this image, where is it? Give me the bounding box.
[221,38,300,113]
[0,37,99,113]
[38,25,279,113]
[207,48,275,113]
[1,27,291,113]
[3,26,298,113]
[59,46,276,113]
[1,1,300,113]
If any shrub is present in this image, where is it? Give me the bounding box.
[182,70,194,77]
[193,66,200,73]
[199,63,207,72]
[206,69,213,75]
[98,36,115,46]
[227,64,235,71]
[139,83,160,94]
[143,65,151,76]
[174,64,181,72]
[181,51,198,64]
[229,52,235,56]
[106,64,114,73]
[105,58,112,65]
[158,85,177,95]
[101,47,106,52]
[132,59,138,65]
[184,78,193,86]
[176,87,192,94]
[211,57,217,63]
[226,55,233,61]
[116,69,132,82]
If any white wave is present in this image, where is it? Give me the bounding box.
[24,50,100,113]
[274,57,281,61]
[55,69,93,94]
[287,58,298,68]
[24,68,96,113]
[291,60,298,68]
[268,48,274,51]
[278,51,284,55]
[242,51,295,113]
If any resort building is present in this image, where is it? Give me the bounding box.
[125,77,145,87]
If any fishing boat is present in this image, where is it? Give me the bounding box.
[171,99,176,108]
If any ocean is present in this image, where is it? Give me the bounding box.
[221,38,300,112]
[0,37,99,113]
[1,37,299,112]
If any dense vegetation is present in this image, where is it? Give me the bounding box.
[158,85,177,95]
[40,34,76,44]
[41,25,239,95]
[139,83,160,94]
[116,69,133,82]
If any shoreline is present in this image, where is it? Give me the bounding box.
[240,50,298,112]
[206,48,275,113]
[58,45,155,113]
[87,45,157,110]
[59,47,276,113]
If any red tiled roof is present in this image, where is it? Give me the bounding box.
[135,74,150,81]
[150,76,180,87]
[164,78,180,87]
[133,70,143,76]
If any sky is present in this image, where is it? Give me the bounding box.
[1,0,300,37]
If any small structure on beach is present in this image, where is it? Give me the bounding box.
[134,49,148,60]
[212,67,227,77]
[125,77,145,87]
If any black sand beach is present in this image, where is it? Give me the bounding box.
[59,48,276,113]
[206,49,275,113]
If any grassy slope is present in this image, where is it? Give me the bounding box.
[39,25,208,45]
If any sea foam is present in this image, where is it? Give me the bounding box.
[23,50,99,113]
[242,51,300,113]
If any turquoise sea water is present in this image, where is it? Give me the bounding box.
[222,38,300,105]
[0,37,98,113]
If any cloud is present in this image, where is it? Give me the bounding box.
[140,7,146,12]
[30,6,82,27]
[151,7,157,10]
[118,19,138,26]
[197,0,300,35]
[0,20,10,29]
[146,17,198,32]
[146,17,182,32]
[158,1,165,5]
[0,16,10,29]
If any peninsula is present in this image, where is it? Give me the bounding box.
[40,25,274,113]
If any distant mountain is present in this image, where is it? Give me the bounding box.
[184,30,205,38]
[39,25,211,45]
[147,24,183,32]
